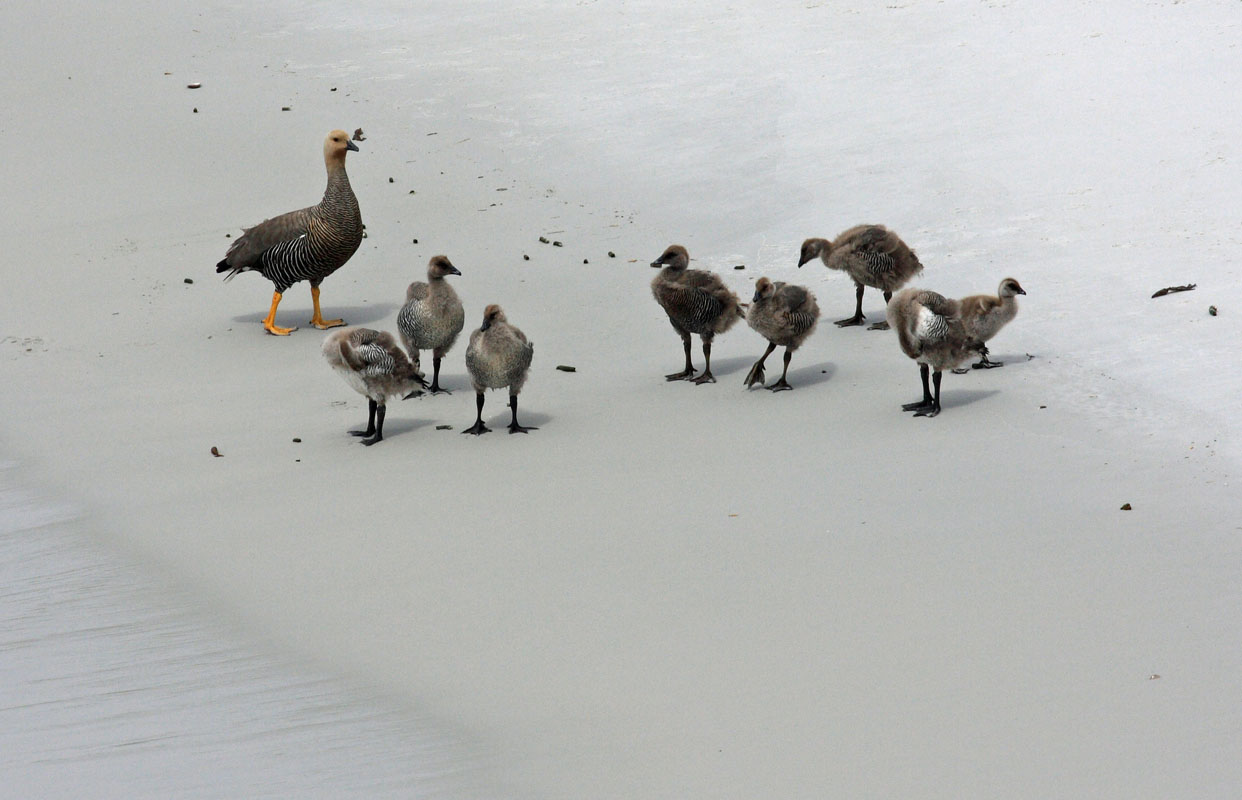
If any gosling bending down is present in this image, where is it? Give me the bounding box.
[887,288,985,418]
[322,327,426,445]
[798,225,922,330]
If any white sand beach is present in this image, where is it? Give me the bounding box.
[3,0,1241,797]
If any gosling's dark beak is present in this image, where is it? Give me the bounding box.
[1017,287,1027,295]
[752,289,762,302]
[346,139,360,152]
[447,265,462,276]
[650,259,665,268]
[797,254,812,268]
[480,319,491,331]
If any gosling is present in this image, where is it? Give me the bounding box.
[954,277,1026,371]
[798,225,922,330]
[886,288,985,418]
[463,305,536,435]
[322,327,426,445]
[397,255,465,393]
[743,277,820,391]
[650,244,745,384]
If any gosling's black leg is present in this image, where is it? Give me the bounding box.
[971,345,1004,370]
[867,290,893,330]
[361,403,386,445]
[691,337,717,384]
[350,399,378,437]
[508,394,538,434]
[429,355,452,392]
[666,331,697,380]
[835,283,866,327]
[914,370,943,417]
[745,341,777,388]
[766,348,794,391]
[903,363,936,412]
[462,391,490,435]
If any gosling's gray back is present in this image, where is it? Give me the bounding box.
[465,315,534,394]
[887,288,978,371]
[748,282,820,348]
[817,224,923,292]
[322,326,421,402]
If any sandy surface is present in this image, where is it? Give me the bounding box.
[3,1,1241,797]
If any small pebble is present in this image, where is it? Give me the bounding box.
[281,106,291,111]
[608,251,616,258]
[1209,305,1217,316]
[556,365,577,372]
[330,87,337,92]
[1149,674,1160,680]
[734,265,745,270]
[292,438,302,443]
[539,236,550,244]
[1120,503,1132,511]
[523,254,530,261]
[436,424,453,430]
[225,233,231,238]
[388,177,394,183]
[552,241,563,247]
[187,82,201,89]
[210,446,222,457]
[583,259,589,264]
[192,108,198,113]
[184,278,194,284]
[412,238,419,244]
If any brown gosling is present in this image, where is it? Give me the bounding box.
[217,130,363,336]
[886,288,986,418]
[397,255,465,393]
[743,277,821,391]
[322,327,426,445]
[798,225,923,330]
[953,277,1026,372]
[650,244,746,384]
[463,305,536,435]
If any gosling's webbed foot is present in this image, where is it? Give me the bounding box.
[902,400,935,413]
[912,405,941,418]
[427,383,452,394]
[972,358,1004,369]
[690,371,716,385]
[866,320,890,331]
[360,433,383,446]
[508,422,538,434]
[461,421,491,436]
[263,322,297,336]
[665,368,697,381]
[766,379,793,392]
[834,314,865,328]
[951,368,969,375]
[743,362,766,388]
[349,428,376,437]
[310,318,346,330]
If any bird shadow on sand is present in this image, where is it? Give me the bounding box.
[231,303,400,327]
[938,388,1000,410]
[694,355,756,379]
[365,417,436,440]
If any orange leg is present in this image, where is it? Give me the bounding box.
[309,286,345,329]
[262,291,296,336]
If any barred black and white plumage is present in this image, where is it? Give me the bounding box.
[322,326,425,446]
[649,244,745,385]
[743,277,821,391]
[216,130,363,335]
[887,287,986,418]
[397,256,464,393]
[798,224,923,329]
